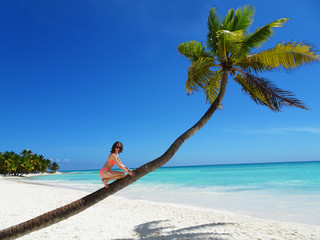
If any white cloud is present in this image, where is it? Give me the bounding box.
[54,158,70,163]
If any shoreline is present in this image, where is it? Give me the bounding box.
[116,183,320,226]
[0,171,63,178]
[1,178,320,239]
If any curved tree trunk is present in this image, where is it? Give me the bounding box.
[0,71,229,240]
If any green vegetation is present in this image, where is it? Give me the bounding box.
[178,5,319,111]
[0,150,59,176]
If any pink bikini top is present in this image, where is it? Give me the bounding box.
[107,159,116,165]
[107,154,117,165]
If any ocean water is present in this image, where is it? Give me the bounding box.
[27,161,320,225]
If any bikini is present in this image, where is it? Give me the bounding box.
[99,156,116,178]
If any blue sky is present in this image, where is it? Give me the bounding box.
[1,0,319,170]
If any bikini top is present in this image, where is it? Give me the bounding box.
[107,159,116,165]
[107,154,117,165]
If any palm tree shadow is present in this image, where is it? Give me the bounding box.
[114,220,233,240]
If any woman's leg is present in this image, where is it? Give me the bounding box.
[99,170,125,188]
[101,178,109,188]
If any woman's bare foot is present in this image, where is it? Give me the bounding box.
[101,179,109,188]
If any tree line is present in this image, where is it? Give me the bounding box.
[0,150,59,176]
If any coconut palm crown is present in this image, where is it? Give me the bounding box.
[178,5,319,111]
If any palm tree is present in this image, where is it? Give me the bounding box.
[0,152,7,175]
[49,162,59,173]
[177,5,318,111]
[21,149,33,157]
[1,5,318,240]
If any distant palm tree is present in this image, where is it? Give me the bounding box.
[1,5,318,240]
[49,162,59,173]
[21,149,33,157]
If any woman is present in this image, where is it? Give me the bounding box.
[99,141,135,188]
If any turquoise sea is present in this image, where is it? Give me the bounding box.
[26,161,320,225]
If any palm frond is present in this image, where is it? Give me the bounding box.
[234,72,308,111]
[177,41,209,62]
[235,58,275,73]
[222,8,235,29]
[207,7,221,51]
[246,18,289,48]
[186,58,217,94]
[204,70,222,105]
[246,42,320,71]
[228,5,255,31]
[236,18,289,58]
[216,30,244,59]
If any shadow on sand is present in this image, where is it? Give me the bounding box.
[114,220,233,240]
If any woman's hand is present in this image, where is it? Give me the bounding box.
[128,170,135,177]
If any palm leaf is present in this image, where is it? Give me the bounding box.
[234,58,275,73]
[246,18,289,48]
[236,18,289,58]
[177,41,209,62]
[246,42,320,71]
[222,8,235,29]
[207,7,221,51]
[204,70,222,105]
[216,30,244,59]
[234,72,308,111]
[186,57,216,94]
[228,5,255,31]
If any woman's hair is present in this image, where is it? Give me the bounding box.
[111,141,123,153]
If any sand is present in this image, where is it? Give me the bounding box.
[1,177,319,240]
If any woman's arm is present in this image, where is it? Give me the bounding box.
[113,155,135,176]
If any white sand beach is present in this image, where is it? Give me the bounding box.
[1,177,319,240]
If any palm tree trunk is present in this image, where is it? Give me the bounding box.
[0,71,229,240]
